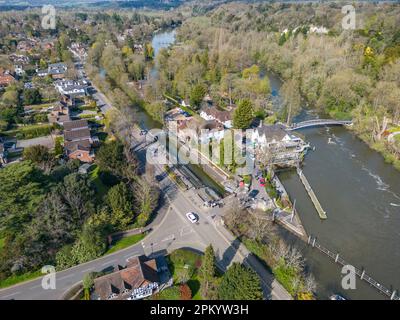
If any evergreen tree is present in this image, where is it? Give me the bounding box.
[233,99,254,129]
[106,182,134,229]
[199,245,217,298]
[218,263,263,300]
[189,84,206,109]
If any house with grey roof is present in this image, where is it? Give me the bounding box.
[92,256,160,300]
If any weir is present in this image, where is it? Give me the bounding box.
[307,236,400,300]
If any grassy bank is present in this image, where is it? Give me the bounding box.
[105,233,145,255]
[352,128,400,171]
[0,270,42,289]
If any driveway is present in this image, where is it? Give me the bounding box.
[16,135,55,149]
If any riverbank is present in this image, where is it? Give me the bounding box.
[350,126,400,171]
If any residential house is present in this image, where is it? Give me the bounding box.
[61,94,75,107]
[199,120,225,144]
[9,54,30,65]
[14,65,25,77]
[48,63,68,79]
[0,69,16,88]
[200,104,233,128]
[165,107,193,130]
[63,119,95,163]
[48,101,71,125]
[36,69,49,77]
[92,256,160,300]
[17,40,36,52]
[54,79,88,96]
[64,139,94,163]
[249,124,309,166]
[69,43,88,59]
[309,25,329,34]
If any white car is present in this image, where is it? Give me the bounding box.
[186,212,198,223]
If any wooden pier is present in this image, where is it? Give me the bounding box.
[297,168,327,219]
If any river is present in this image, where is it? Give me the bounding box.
[270,75,400,300]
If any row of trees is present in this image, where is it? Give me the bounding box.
[199,245,263,300]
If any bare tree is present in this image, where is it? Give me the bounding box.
[224,199,243,232]
[248,211,276,242]
[303,273,317,294]
[271,239,290,262]
[285,246,305,272]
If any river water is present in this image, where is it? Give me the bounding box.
[149,31,400,299]
[269,74,400,300]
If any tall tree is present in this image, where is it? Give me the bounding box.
[199,245,217,299]
[233,99,254,129]
[23,145,55,173]
[106,182,134,229]
[218,263,263,300]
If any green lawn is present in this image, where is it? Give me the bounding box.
[0,270,42,289]
[89,165,109,200]
[154,286,181,300]
[105,233,145,255]
[167,249,203,300]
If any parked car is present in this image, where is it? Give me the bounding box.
[259,177,266,187]
[186,212,198,223]
[248,189,259,199]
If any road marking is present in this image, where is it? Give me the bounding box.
[58,274,74,281]
[1,291,21,298]
[161,234,175,242]
[180,226,194,237]
[101,259,117,267]
[81,268,94,273]
[29,285,41,290]
[124,252,139,259]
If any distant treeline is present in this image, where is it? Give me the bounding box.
[0,0,184,11]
